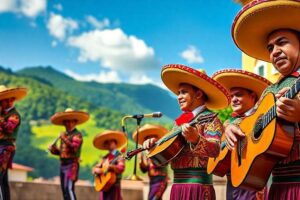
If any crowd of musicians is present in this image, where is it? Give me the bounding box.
[1,0,300,199]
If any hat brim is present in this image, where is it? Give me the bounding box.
[213,69,271,99]
[232,0,300,61]
[161,64,230,110]
[0,88,27,101]
[132,124,168,145]
[51,111,89,126]
[93,130,127,150]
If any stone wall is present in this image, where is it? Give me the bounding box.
[9,176,226,200]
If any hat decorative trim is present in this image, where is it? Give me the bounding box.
[161,64,230,110]
[232,0,300,61]
[213,69,271,85]
[212,69,272,98]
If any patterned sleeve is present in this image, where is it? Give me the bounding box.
[111,158,125,174]
[190,116,223,158]
[1,113,20,134]
[62,133,83,153]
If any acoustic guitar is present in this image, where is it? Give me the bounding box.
[207,134,230,177]
[94,154,121,192]
[231,78,300,191]
[126,113,218,166]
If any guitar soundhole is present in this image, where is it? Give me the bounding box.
[253,118,263,140]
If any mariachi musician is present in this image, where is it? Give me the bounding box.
[230,0,300,199]
[0,85,27,200]
[133,124,169,200]
[48,108,89,200]
[143,64,229,200]
[92,130,127,200]
[212,69,271,200]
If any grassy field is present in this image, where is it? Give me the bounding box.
[31,115,151,178]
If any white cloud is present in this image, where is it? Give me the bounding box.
[67,28,159,72]
[47,13,78,41]
[0,0,47,18]
[20,0,47,18]
[86,15,109,29]
[0,0,17,13]
[180,45,204,64]
[53,3,63,11]
[64,69,121,83]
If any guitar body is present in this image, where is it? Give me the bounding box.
[231,93,294,190]
[148,133,186,166]
[207,134,231,177]
[94,160,117,192]
[147,113,217,166]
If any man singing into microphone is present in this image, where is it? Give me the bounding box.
[143,64,229,200]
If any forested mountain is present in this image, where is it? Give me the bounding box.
[17,66,181,118]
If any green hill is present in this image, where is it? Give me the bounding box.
[0,66,174,180]
[17,66,180,118]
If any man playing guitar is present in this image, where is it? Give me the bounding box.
[230,0,300,198]
[93,130,126,200]
[143,64,230,200]
[212,69,271,200]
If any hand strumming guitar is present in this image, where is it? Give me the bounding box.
[181,123,200,145]
[224,124,245,151]
[276,87,300,123]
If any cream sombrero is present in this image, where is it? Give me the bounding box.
[161,64,230,110]
[50,108,90,126]
[0,85,27,101]
[132,124,168,145]
[93,130,127,150]
[212,69,271,99]
[232,0,300,61]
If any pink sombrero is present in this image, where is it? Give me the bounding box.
[232,0,300,61]
[161,64,230,110]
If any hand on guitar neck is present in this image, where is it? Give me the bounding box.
[275,87,300,123]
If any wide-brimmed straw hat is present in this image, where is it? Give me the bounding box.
[93,130,127,150]
[212,69,271,99]
[50,108,89,126]
[161,64,230,110]
[0,85,27,101]
[132,124,168,145]
[232,0,300,61]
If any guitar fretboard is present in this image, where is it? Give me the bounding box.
[262,78,300,128]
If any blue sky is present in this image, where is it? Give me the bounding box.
[0,0,242,87]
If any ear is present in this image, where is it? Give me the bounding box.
[195,90,203,99]
[250,92,257,102]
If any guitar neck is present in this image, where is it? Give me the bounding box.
[157,113,217,145]
[262,77,300,128]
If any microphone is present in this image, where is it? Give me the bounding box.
[131,112,163,119]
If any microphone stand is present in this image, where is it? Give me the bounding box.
[127,117,143,181]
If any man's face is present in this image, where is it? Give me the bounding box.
[230,87,256,115]
[1,98,15,109]
[267,29,300,76]
[177,84,202,112]
[63,119,77,132]
[105,139,117,152]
